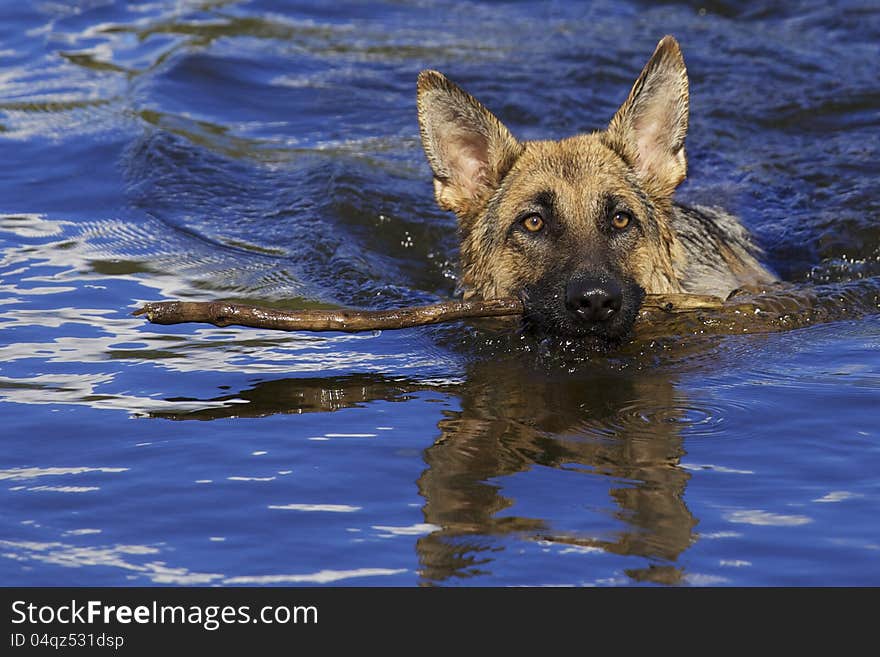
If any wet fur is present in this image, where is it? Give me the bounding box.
[417,36,776,340]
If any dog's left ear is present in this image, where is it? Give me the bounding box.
[607,36,689,196]
[417,70,523,218]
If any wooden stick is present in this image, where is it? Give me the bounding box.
[132,298,526,332]
[132,281,878,336]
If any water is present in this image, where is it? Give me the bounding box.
[1,0,878,586]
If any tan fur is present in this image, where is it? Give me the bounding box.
[417,70,523,219]
[607,36,689,197]
[416,36,775,328]
[458,136,685,299]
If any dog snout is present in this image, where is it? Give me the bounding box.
[564,277,622,323]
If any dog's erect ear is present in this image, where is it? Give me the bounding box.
[606,36,689,195]
[417,70,523,217]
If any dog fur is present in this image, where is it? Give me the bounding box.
[416,36,776,340]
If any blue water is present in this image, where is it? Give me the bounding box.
[1,1,878,586]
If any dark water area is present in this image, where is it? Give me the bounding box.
[1,1,878,586]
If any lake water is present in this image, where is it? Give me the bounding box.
[1,0,878,586]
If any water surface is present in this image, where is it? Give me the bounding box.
[1,0,878,586]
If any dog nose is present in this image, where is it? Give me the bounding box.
[565,277,622,323]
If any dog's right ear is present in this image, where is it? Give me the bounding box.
[606,36,689,197]
[417,70,523,218]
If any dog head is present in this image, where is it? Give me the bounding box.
[417,36,689,341]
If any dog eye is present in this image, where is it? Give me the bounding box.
[611,211,632,230]
[521,214,545,233]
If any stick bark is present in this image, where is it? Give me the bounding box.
[133,280,878,336]
[133,298,525,332]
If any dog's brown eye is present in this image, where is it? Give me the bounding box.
[611,211,632,230]
[522,214,545,233]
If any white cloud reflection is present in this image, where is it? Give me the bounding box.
[0,539,406,585]
[724,510,813,527]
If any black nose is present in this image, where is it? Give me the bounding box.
[565,277,622,323]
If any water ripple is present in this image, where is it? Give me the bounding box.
[572,398,746,440]
[1,0,879,589]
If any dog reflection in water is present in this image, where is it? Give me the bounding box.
[154,357,696,585]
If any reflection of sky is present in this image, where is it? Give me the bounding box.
[1,0,878,589]
[1,464,413,584]
[0,212,455,415]
[1,537,410,585]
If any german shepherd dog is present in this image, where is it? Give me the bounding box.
[417,36,776,343]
